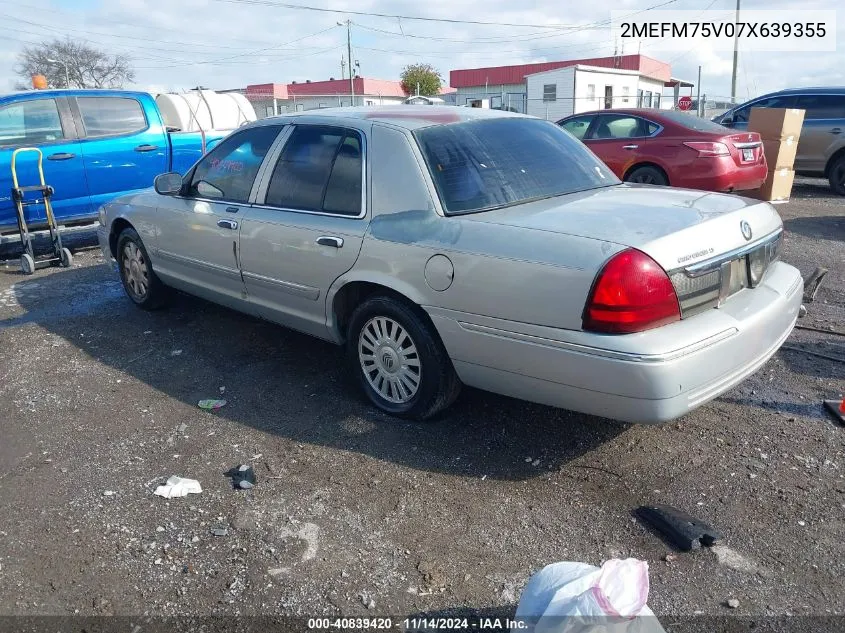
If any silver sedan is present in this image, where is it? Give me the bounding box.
[97,107,803,422]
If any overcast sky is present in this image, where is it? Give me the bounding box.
[0,0,841,100]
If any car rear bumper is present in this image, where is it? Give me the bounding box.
[674,158,767,192]
[428,261,803,423]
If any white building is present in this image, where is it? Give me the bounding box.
[525,64,667,121]
[450,54,692,117]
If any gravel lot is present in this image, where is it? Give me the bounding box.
[0,178,843,629]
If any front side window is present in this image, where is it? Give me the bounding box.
[416,118,618,215]
[731,95,797,123]
[559,115,593,140]
[264,125,363,216]
[188,125,282,203]
[0,99,64,146]
[77,97,147,137]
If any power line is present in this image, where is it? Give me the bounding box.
[211,0,682,29]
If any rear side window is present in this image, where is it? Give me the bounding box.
[794,94,845,120]
[0,99,64,146]
[416,117,618,215]
[77,97,147,137]
[589,115,653,139]
[264,125,363,216]
[188,125,281,203]
[657,110,731,133]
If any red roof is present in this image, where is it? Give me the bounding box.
[450,54,671,87]
[245,83,288,99]
[246,78,456,100]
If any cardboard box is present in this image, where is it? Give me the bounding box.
[748,167,795,202]
[762,138,798,170]
[747,108,805,141]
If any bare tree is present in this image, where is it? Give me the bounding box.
[15,38,135,89]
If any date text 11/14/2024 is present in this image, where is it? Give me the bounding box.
[307,617,529,630]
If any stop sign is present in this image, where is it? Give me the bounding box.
[678,96,693,111]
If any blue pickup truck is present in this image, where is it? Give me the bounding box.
[0,89,228,234]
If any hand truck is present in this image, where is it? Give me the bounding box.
[10,147,73,275]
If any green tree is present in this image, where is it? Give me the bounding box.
[399,64,443,97]
[15,37,135,89]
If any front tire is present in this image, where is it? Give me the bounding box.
[116,228,166,310]
[625,165,669,186]
[829,155,845,196]
[347,296,461,421]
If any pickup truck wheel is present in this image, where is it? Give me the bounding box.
[116,228,166,310]
[625,165,669,186]
[829,155,845,196]
[347,296,461,421]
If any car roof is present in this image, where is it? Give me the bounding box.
[0,88,151,100]
[558,108,675,121]
[766,86,845,95]
[250,105,527,131]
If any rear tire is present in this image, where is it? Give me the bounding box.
[346,295,461,421]
[829,155,845,196]
[625,165,669,186]
[116,228,167,310]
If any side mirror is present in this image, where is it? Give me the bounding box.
[154,172,183,195]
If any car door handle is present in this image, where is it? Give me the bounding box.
[217,219,238,230]
[622,144,639,150]
[832,128,842,134]
[316,236,343,248]
[135,144,159,152]
[47,152,75,160]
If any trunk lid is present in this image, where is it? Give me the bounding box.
[724,131,765,168]
[463,183,782,270]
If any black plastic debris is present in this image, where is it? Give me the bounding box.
[803,267,828,303]
[225,464,257,490]
[635,504,723,551]
[823,400,845,425]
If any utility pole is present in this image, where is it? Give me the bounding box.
[696,65,702,117]
[340,56,346,80]
[730,0,740,103]
[345,20,354,106]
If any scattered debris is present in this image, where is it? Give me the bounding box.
[802,267,828,303]
[156,526,165,533]
[710,545,760,574]
[177,423,187,434]
[268,568,289,577]
[102,490,115,497]
[153,476,202,499]
[210,526,229,537]
[191,536,200,543]
[726,598,740,609]
[664,554,677,563]
[359,593,376,609]
[225,464,256,490]
[798,521,806,527]
[823,399,845,424]
[171,349,182,356]
[636,504,722,551]
[515,559,664,631]
[198,399,227,411]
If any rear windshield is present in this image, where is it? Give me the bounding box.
[658,110,731,133]
[415,117,619,214]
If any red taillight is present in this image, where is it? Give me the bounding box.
[583,249,681,334]
[683,141,730,157]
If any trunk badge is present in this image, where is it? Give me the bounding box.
[740,220,752,241]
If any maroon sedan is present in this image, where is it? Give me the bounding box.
[556,108,767,192]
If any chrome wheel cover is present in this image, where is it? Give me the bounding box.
[358,316,422,404]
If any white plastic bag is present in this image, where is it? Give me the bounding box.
[513,559,665,633]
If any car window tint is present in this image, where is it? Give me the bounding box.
[265,125,362,215]
[732,95,797,122]
[794,94,845,120]
[188,125,281,203]
[77,97,147,137]
[559,116,592,140]
[0,99,64,146]
[415,117,618,215]
[646,120,660,135]
[657,110,734,133]
[590,115,645,139]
